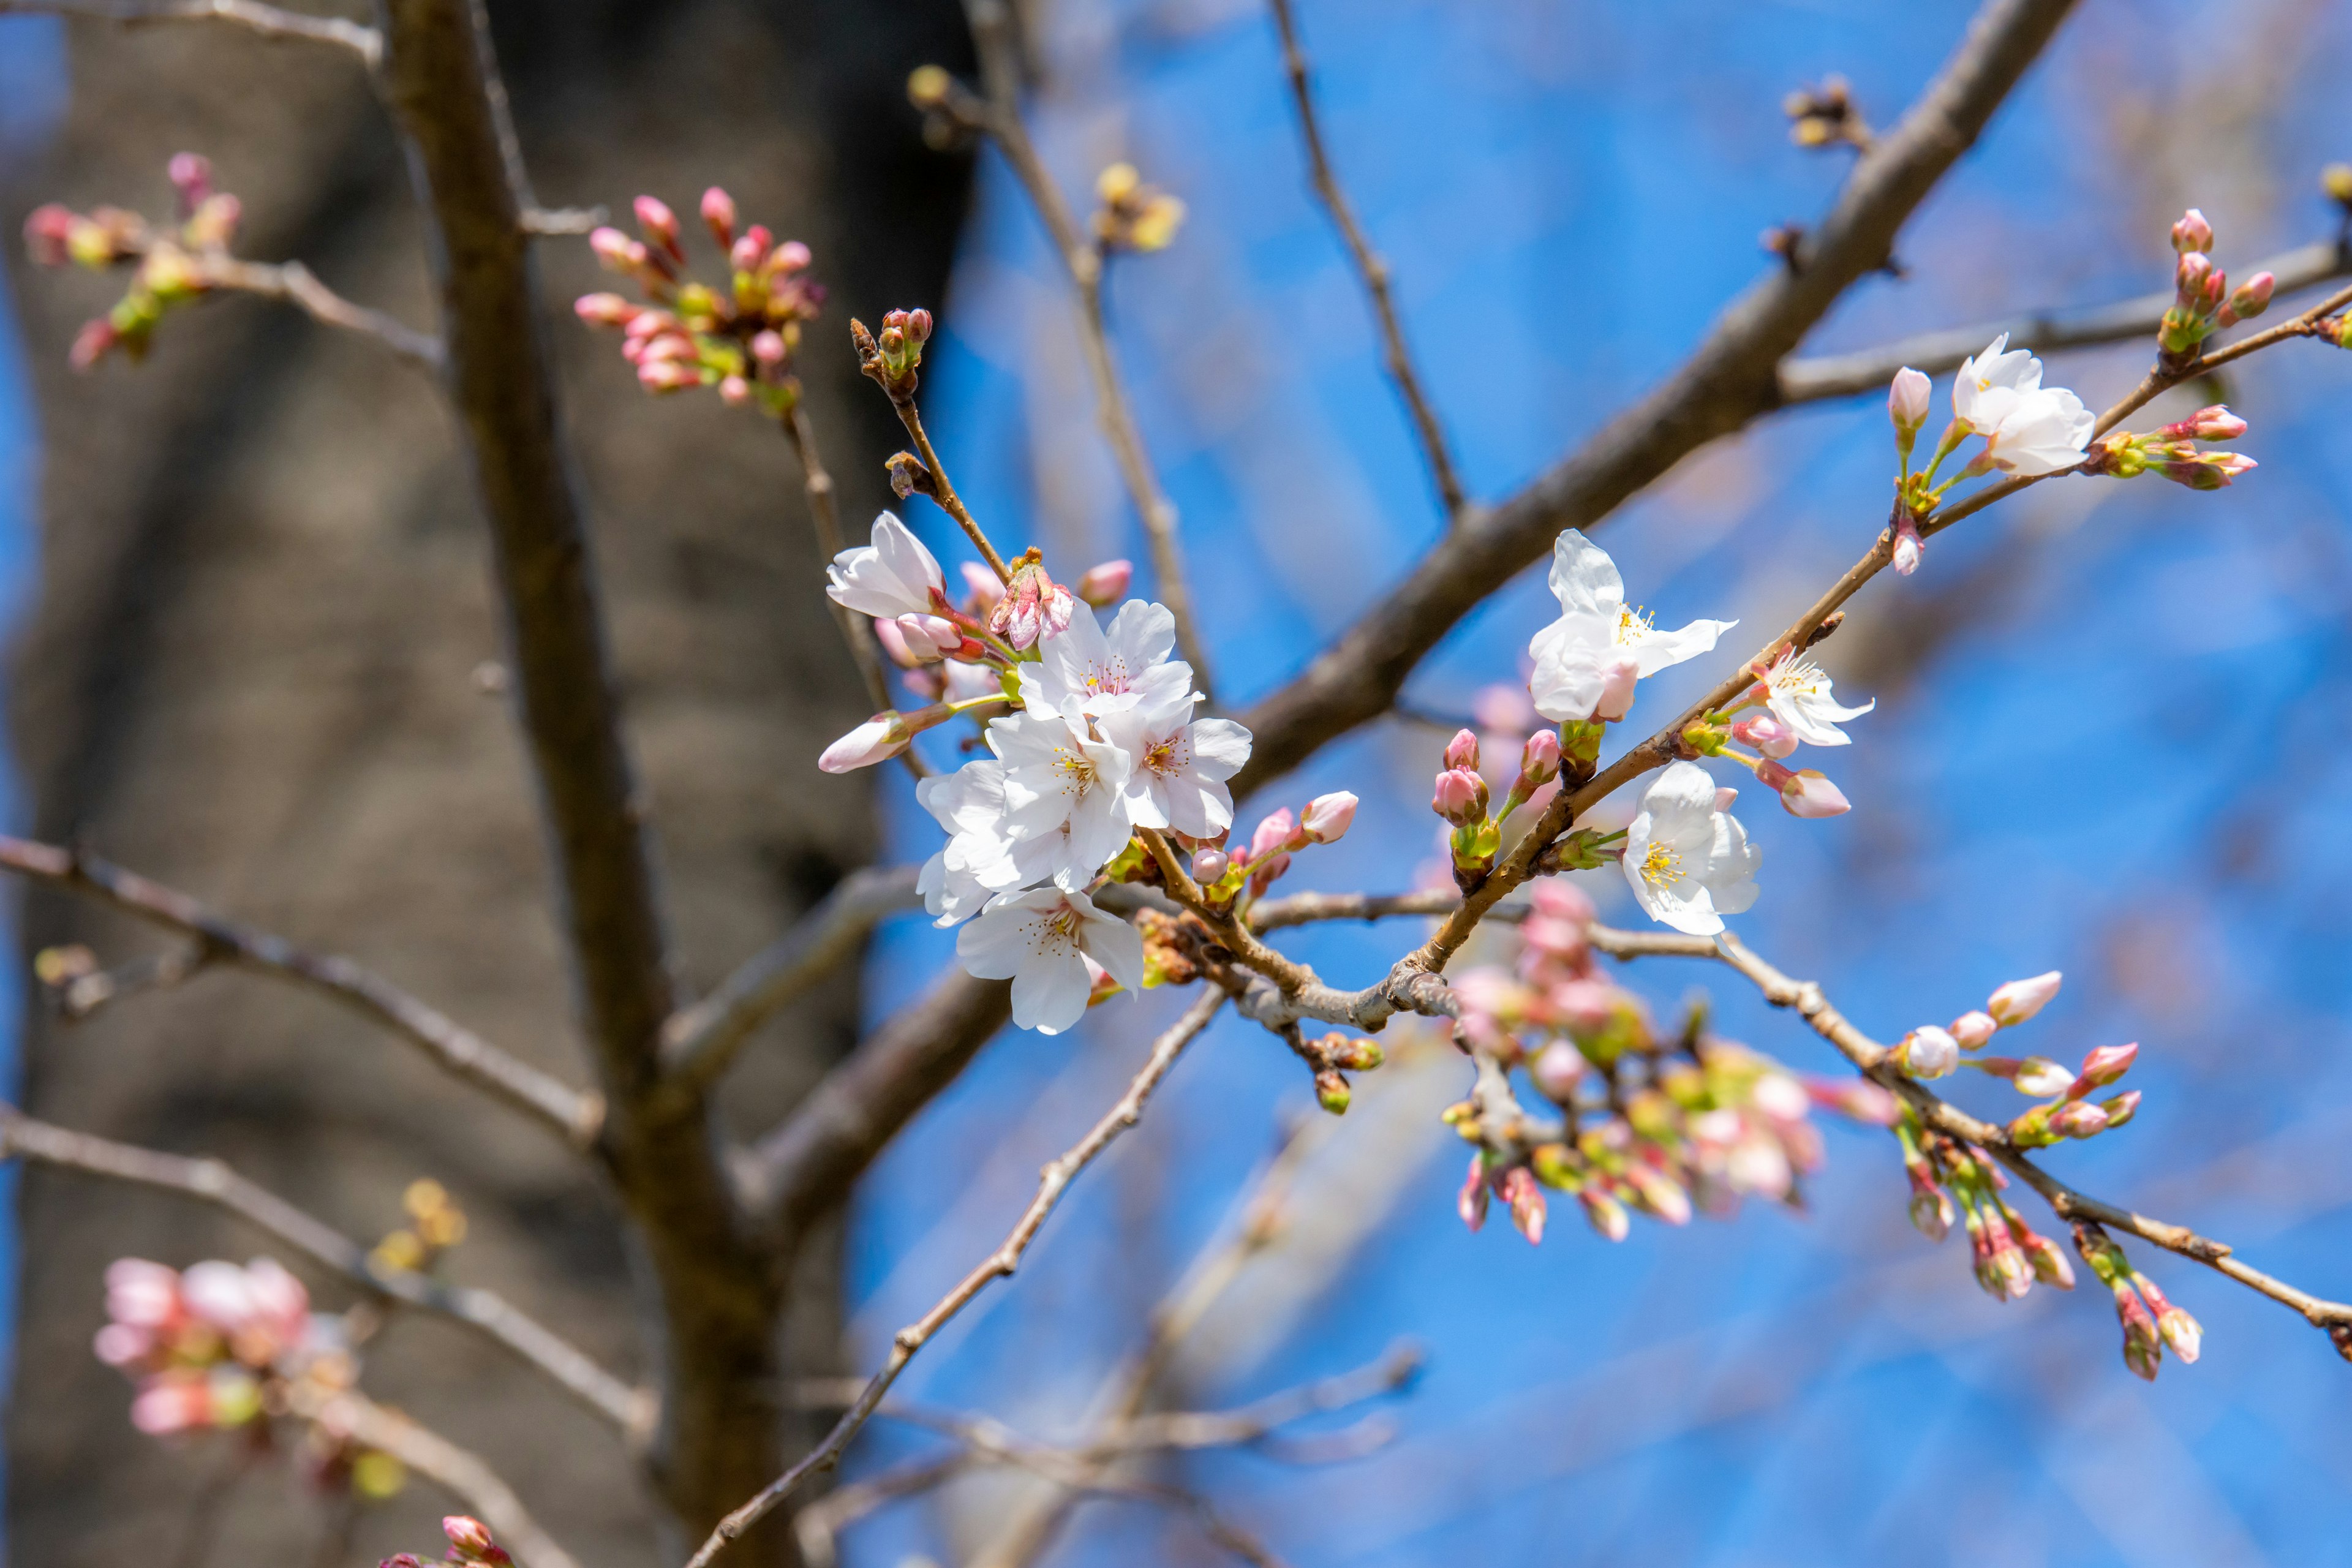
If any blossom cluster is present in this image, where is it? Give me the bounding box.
[21,153,243,368]
[383,1516,512,1568]
[1448,880,1899,1245]
[2075,1222,2203,1381]
[94,1256,337,1434]
[2157,208,2274,360]
[576,188,824,415]
[1893,1115,2077,1300]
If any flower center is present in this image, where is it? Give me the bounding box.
[1144,736,1179,776]
[1615,605,1656,644]
[1081,658,1133,696]
[1055,746,1098,791]
[1771,654,1826,698]
[1639,840,1683,888]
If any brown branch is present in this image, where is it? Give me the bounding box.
[1227,0,2084,795]
[1777,236,2352,404]
[684,987,1228,1568]
[194,256,444,368]
[736,966,1013,1237]
[0,1104,649,1431]
[1604,929,2352,1338]
[962,0,1215,695]
[0,0,382,63]
[660,865,921,1091]
[0,835,601,1146]
[1264,0,1468,522]
[289,1385,582,1568]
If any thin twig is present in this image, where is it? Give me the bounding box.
[204,257,443,369]
[684,988,1227,1568]
[1264,0,1468,523]
[0,835,601,1146]
[0,0,382,66]
[1777,236,2352,404]
[518,205,606,236]
[962,0,1214,696]
[660,865,921,1091]
[778,407,900,724]
[0,1104,650,1431]
[290,1384,582,1568]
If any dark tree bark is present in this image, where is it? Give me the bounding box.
[2,2,972,1562]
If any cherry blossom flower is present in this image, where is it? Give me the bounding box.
[1621,761,1760,935]
[955,886,1145,1033]
[1758,651,1874,745]
[1528,530,1734,723]
[1095,692,1252,839]
[990,708,1136,883]
[1953,335,2094,477]
[914,762,1020,925]
[1017,600,1194,720]
[825,510,945,619]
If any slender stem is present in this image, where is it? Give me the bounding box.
[682,988,1227,1568]
[203,257,443,368]
[891,393,1013,582]
[781,405,897,718]
[1264,0,1468,524]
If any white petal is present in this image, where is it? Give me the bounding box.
[1547,529,1625,621]
[1073,894,1146,995]
[1011,951,1093,1033]
[1185,718,1253,777]
[1629,616,1736,677]
[1530,644,1606,724]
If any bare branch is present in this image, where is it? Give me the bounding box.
[737,966,1012,1234]
[1777,236,2352,404]
[685,987,1228,1568]
[962,0,1215,696]
[204,257,443,369]
[518,205,607,236]
[777,408,902,730]
[0,1104,649,1431]
[1264,0,1468,522]
[1229,0,2084,796]
[660,865,921,1091]
[0,0,382,66]
[288,1384,582,1568]
[0,835,601,1146]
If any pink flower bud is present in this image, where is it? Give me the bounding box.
[1530,1041,1586,1102]
[1898,1025,1958,1079]
[2226,270,2274,322]
[1950,1009,1997,1049]
[2073,1041,2137,1092]
[1756,760,1849,818]
[1987,970,2061,1026]
[886,613,946,661]
[167,151,213,213]
[22,203,75,266]
[1578,1188,1630,1242]
[633,194,682,258]
[2158,404,2247,443]
[636,359,703,393]
[1806,1076,1900,1126]
[2048,1099,2109,1139]
[130,1378,213,1435]
[2021,1228,2076,1289]
[729,231,766,272]
[2170,208,2213,255]
[2099,1089,2141,1128]
[590,225,643,271]
[1301,791,1357,844]
[1457,1154,1489,1232]
[1498,1166,1546,1244]
[2136,1278,2199,1362]
[1515,728,1562,788]
[699,186,736,247]
[1443,728,1480,773]
[819,712,911,772]
[1431,768,1485,826]
[574,292,638,328]
[2157,451,2256,489]
[2117,1287,2162,1380]
[1191,848,1229,883]
[870,618,922,668]
[1246,851,1291,898]
[1887,365,1931,434]
[2174,250,2214,310]
[1593,649,1642,722]
[1529,878,1595,927]
[1729,714,1796,760]
[749,329,787,368]
[1074,559,1133,608]
[1891,513,1924,576]
[443,1517,510,1564]
[2010,1057,2076,1098]
[1909,1186,1954,1241]
[717,374,750,406]
[68,317,120,371]
[1242,810,1293,864]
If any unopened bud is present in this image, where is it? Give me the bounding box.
[1248,809,1297,863]
[1729,714,1797,760]
[1578,1188,1630,1243]
[1986,970,2061,1027]
[22,204,75,266]
[1457,1155,1489,1231]
[1432,768,1486,826]
[2223,270,2274,323]
[574,292,637,328]
[717,374,750,406]
[2174,250,2215,311]
[633,194,682,258]
[1191,848,1229,884]
[1950,1009,1997,1049]
[589,225,644,273]
[1314,1068,1351,1115]
[2021,1227,2076,1288]
[1909,1185,1954,1241]
[2135,1276,2200,1363]
[1518,728,1562,786]
[443,1518,507,1564]
[1593,649,1641,722]
[1891,513,1923,576]
[2008,1056,2076,1098]
[1769,763,1849,818]
[699,186,736,248]
[1073,559,1133,608]
[870,618,922,668]
[2098,1089,2141,1129]
[1888,365,1931,451]
[1531,1041,1586,1102]
[2157,405,2247,442]
[750,329,788,368]
[2169,208,2213,255]
[1499,1166,1546,1244]
[1897,1025,1959,1079]
[1443,728,1480,773]
[2048,1099,2109,1139]
[1301,791,1357,844]
[2073,1041,2137,1092]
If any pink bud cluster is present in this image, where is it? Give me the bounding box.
[1896,968,2060,1077]
[1895,1118,2075,1301]
[1683,654,1857,820]
[1430,726,1566,889]
[382,1516,513,1568]
[1190,791,1357,902]
[2084,407,2258,491]
[92,1256,320,1436]
[1446,882,1894,1246]
[578,187,824,412]
[1994,1039,2141,1148]
[2159,208,2273,359]
[2074,1223,2202,1380]
[21,153,244,369]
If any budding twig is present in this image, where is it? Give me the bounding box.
[0,0,382,66]
[1264,0,1469,525]
[199,256,445,369]
[0,1104,650,1431]
[682,988,1227,1568]
[0,835,603,1147]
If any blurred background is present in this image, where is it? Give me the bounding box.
[6,0,2352,1565]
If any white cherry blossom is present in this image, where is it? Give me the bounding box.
[1953,335,2094,478]
[826,510,945,619]
[1017,600,1193,720]
[1095,692,1253,839]
[956,886,1145,1034]
[990,707,1135,884]
[1761,652,1874,746]
[1621,760,1761,935]
[1529,530,1734,723]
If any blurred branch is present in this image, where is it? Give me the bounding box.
[0,835,601,1146]
[778,407,902,729]
[685,988,1228,1568]
[0,0,382,66]
[1229,0,2085,795]
[1264,0,1468,523]
[1778,236,2352,404]
[957,0,1215,696]
[0,1104,650,1431]
[660,865,921,1092]
[202,256,442,369]
[290,1385,582,1568]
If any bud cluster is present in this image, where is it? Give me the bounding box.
[1894,1117,2075,1301]
[2158,208,2273,361]
[1892,967,2061,1079]
[2082,405,2258,490]
[368,1178,469,1275]
[1445,882,1897,1246]
[857,305,935,402]
[1178,790,1358,908]
[2073,1223,2202,1381]
[381,1517,514,1568]
[577,188,824,413]
[1782,75,1871,152]
[1678,647,1863,820]
[1091,162,1187,254]
[22,153,244,369]
[1992,1039,2141,1148]
[1430,726,1567,891]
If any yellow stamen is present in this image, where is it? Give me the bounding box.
[1639,840,1683,887]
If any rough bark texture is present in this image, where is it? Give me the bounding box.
[2,2,973,1563]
